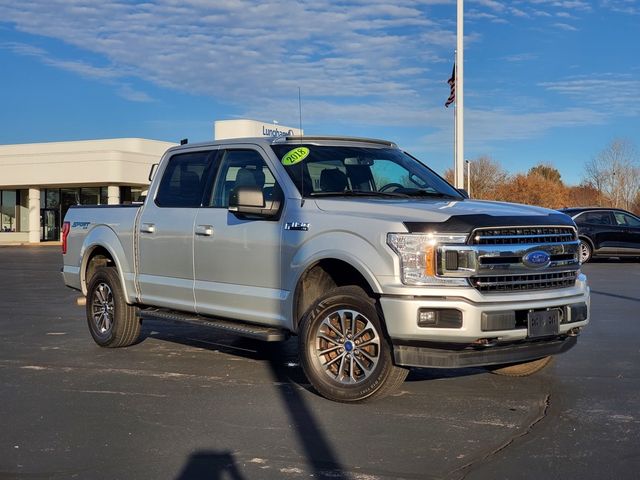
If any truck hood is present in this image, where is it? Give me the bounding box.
[313,198,575,233]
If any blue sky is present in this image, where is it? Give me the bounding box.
[0,0,638,184]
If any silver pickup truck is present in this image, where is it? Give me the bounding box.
[62,136,590,402]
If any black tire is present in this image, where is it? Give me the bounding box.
[299,286,408,402]
[489,356,553,377]
[86,267,140,347]
[579,239,592,263]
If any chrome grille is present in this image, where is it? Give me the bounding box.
[463,225,579,293]
[471,271,578,293]
[470,227,577,245]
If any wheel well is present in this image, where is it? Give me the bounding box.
[292,259,375,332]
[84,246,116,290]
[579,236,595,250]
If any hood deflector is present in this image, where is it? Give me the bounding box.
[404,213,575,234]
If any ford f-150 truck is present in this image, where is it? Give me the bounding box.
[62,136,590,402]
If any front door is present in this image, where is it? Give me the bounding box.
[41,208,59,241]
[193,147,287,327]
[137,149,216,311]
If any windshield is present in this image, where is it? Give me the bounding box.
[271,144,463,199]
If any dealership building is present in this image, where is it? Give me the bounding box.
[0,119,301,244]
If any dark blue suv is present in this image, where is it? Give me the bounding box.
[560,207,640,263]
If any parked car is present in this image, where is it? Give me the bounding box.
[559,207,640,263]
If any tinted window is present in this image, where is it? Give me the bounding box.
[156,151,213,207]
[577,211,613,225]
[209,149,278,208]
[614,212,640,227]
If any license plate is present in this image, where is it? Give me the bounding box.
[528,310,560,338]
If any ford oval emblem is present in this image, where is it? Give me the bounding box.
[523,250,551,268]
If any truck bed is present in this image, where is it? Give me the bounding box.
[62,204,142,298]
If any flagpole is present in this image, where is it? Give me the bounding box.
[455,0,464,189]
[453,50,457,185]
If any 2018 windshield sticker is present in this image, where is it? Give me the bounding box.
[281,147,309,166]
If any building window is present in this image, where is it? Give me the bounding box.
[120,186,145,204]
[0,190,22,232]
[45,189,60,209]
[80,187,101,205]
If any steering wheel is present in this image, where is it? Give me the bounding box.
[379,183,405,193]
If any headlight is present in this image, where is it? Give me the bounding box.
[387,233,470,286]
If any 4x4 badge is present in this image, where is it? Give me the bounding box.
[285,222,310,231]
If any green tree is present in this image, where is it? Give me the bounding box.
[528,163,562,184]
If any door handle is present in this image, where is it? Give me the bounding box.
[195,224,214,236]
[140,223,156,234]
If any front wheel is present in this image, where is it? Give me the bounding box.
[299,286,408,402]
[489,356,553,377]
[579,239,592,263]
[86,267,140,347]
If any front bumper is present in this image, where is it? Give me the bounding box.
[393,335,577,368]
[380,274,590,344]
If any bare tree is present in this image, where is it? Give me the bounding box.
[584,139,640,210]
[444,155,508,199]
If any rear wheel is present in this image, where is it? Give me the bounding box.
[489,356,553,377]
[86,267,140,347]
[299,286,408,402]
[579,239,592,263]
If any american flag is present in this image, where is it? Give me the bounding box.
[445,64,455,108]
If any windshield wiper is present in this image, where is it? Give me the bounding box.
[403,189,460,199]
[309,190,410,198]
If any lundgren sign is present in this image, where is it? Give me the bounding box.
[214,119,303,140]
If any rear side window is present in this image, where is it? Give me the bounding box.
[577,211,613,225]
[155,151,213,207]
[209,149,278,208]
[614,212,640,227]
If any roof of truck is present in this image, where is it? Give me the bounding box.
[164,135,398,154]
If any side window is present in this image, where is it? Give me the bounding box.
[155,151,212,208]
[209,149,278,208]
[614,212,640,227]
[579,211,613,225]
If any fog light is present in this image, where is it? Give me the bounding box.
[418,310,438,326]
[417,308,463,328]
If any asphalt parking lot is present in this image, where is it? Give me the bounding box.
[0,246,638,480]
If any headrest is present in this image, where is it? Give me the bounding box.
[320,168,348,192]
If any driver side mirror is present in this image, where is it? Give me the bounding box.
[228,186,282,219]
[458,188,470,199]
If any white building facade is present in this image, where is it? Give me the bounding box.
[0,138,175,243]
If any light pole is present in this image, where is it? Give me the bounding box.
[465,159,471,197]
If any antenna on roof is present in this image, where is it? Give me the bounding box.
[180,138,188,145]
[298,87,303,135]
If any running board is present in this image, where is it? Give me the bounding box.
[140,308,287,342]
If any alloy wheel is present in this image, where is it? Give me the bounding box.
[314,309,381,384]
[91,282,114,334]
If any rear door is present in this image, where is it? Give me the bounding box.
[137,149,217,311]
[193,146,287,327]
[612,211,640,253]
[574,210,616,251]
